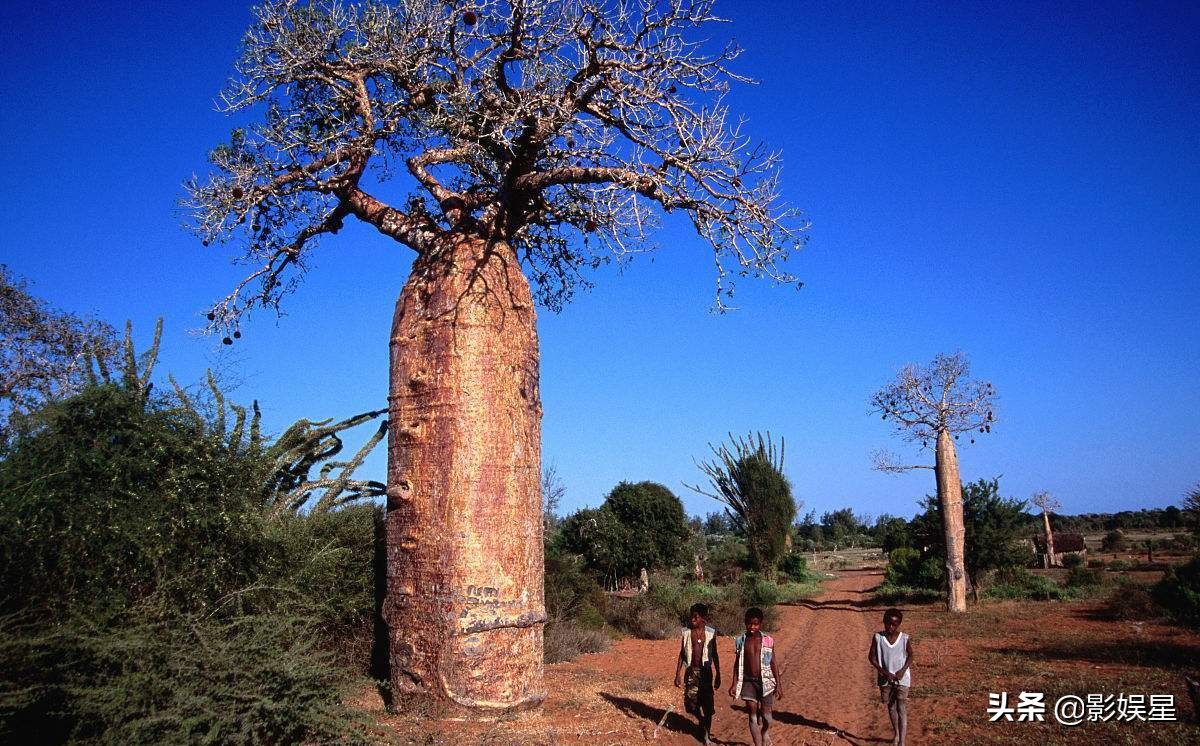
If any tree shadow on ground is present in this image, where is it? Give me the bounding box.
[793,597,882,612]
[1003,639,1200,669]
[598,692,699,741]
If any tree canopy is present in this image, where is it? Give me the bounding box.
[184,0,807,327]
[556,480,689,578]
[871,351,997,468]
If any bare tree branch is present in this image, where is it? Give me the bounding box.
[184,0,808,332]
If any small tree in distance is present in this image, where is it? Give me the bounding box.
[688,431,797,577]
[871,352,997,612]
[1031,490,1061,567]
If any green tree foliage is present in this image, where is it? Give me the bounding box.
[960,478,1033,594]
[1101,529,1128,552]
[876,516,912,554]
[604,481,690,573]
[820,507,870,546]
[557,506,633,579]
[702,510,735,536]
[556,481,690,579]
[901,478,1031,596]
[689,432,797,575]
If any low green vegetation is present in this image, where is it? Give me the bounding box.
[0,360,381,743]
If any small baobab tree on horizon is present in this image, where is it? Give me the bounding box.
[871,352,996,613]
[1031,490,1061,567]
[184,0,806,714]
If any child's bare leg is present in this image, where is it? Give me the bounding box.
[746,701,763,746]
[895,691,908,745]
[882,688,899,744]
[760,701,774,744]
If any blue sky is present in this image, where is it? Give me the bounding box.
[1,0,1197,520]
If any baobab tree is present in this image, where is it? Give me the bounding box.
[185,0,804,713]
[1031,490,1060,567]
[871,352,996,612]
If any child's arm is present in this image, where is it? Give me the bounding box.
[711,638,721,690]
[674,636,685,687]
[770,654,783,700]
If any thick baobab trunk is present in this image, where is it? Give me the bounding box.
[934,429,969,613]
[383,236,545,714]
[1041,510,1058,567]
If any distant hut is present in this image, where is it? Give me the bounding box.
[1033,532,1086,567]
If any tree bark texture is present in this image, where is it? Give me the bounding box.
[1042,511,1058,567]
[383,236,545,714]
[935,429,969,612]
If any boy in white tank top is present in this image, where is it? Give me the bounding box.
[867,608,913,746]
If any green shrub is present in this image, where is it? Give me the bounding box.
[0,385,269,617]
[1104,581,1160,620]
[984,567,1071,601]
[778,552,810,582]
[1152,555,1200,628]
[603,596,679,639]
[1107,559,1133,572]
[1087,558,1105,569]
[1168,534,1196,552]
[737,572,782,608]
[0,383,383,744]
[1061,553,1084,569]
[0,609,374,745]
[884,548,944,591]
[704,537,749,584]
[873,584,945,604]
[1064,567,1104,588]
[1101,529,1127,552]
[544,550,606,632]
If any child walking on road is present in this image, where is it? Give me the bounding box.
[674,603,720,745]
[868,608,913,746]
[729,607,782,746]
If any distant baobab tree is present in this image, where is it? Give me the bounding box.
[185,0,806,713]
[871,352,996,613]
[1031,490,1061,567]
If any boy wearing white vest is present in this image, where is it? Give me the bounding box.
[728,607,782,746]
[868,608,914,746]
[674,603,720,745]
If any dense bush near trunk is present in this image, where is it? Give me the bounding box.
[0,385,269,616]
[0,383,379,743]
[1153,555,1200,628]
